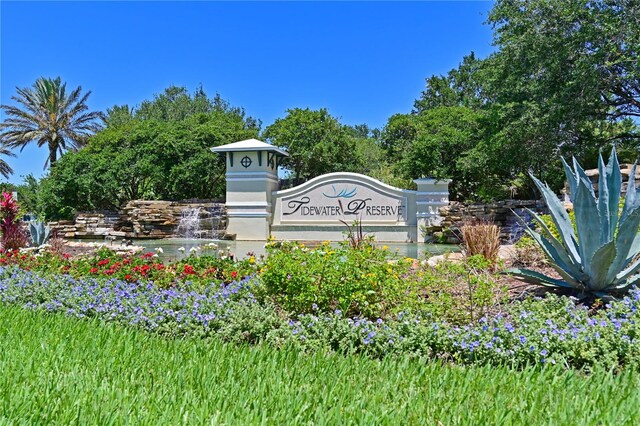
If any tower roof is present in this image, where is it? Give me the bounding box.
[211,139,288,157]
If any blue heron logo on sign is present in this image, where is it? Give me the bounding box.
[322,185,357,199]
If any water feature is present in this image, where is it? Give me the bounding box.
[175,206,226,239]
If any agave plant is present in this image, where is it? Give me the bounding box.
[28,220,51,247]
[506,148,640,296]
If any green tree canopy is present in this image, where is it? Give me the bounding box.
[394,0,640,201]
[38,86,260,219]
[263,108,375,182]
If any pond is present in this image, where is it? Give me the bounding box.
[86,238,459,263]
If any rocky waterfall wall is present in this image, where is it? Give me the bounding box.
[50,200,226,240]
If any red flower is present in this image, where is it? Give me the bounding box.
[63,254,71,260]
[98,259,110,266]
[183,264,195,275]
[231,271,238,279]
[125,274,133,281]
[89,268,99,274]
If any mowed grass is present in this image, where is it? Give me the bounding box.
[0,306,639,425]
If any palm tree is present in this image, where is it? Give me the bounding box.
[0,144,15,179]
[0,77,104,168]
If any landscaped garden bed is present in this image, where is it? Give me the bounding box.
[0,237,637,372]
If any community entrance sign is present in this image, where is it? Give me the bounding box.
[277,176,407,222]
[212,139,449,242]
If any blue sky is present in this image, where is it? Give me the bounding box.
[1,1,494,184]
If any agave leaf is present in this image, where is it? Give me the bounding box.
[522,208,582,275]
[621,161,639,224]
[523,208,581,263]
[605,147,622,239]
[607,208,640,284]
[574,178,602,277]
[589,241,617,291]
[529,174,580,263]
[573,157,596,199]
[618,274,640,290]
[524,228,582,286]
[615,253,640,284]
[627,233,640,262]
[597,151,611,243]
[503,268,576,289]
[562,157,578,202]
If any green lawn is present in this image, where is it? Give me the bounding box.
[0,306,638,425]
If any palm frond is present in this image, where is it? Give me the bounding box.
[0,77,103,168]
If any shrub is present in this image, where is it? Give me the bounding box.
[0,192,27,250]
[257,241,421,318]
[0,246,256,289]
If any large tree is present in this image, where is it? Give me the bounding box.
[489,0,640,121]
[37,87,260,219]
[485,0,640,160]
[398,0,640,200]
[263,108,366,182]
[0,77,104,168]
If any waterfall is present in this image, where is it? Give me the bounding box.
[176,206,226,239]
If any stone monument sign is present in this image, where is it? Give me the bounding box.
[212,139,449,242]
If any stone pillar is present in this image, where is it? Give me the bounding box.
[211,139,288,240]
[414,178,451,242]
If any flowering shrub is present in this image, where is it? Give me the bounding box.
[272,293,640,372]
[172,251,258,285]
[2,265,640,371]
[0,192,27,250]
[0,266,279,343]
[258,241,425,318]
[0,246,259,290]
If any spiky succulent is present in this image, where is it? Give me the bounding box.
[28,220,51,247]
[506,148,640,296]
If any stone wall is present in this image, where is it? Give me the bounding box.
[424,199,548,244]
[115,200,226,239]
[564,163,640,201]
[52,200,226,240]
[49,211,119,239]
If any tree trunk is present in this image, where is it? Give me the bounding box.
[48,141,57,167]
